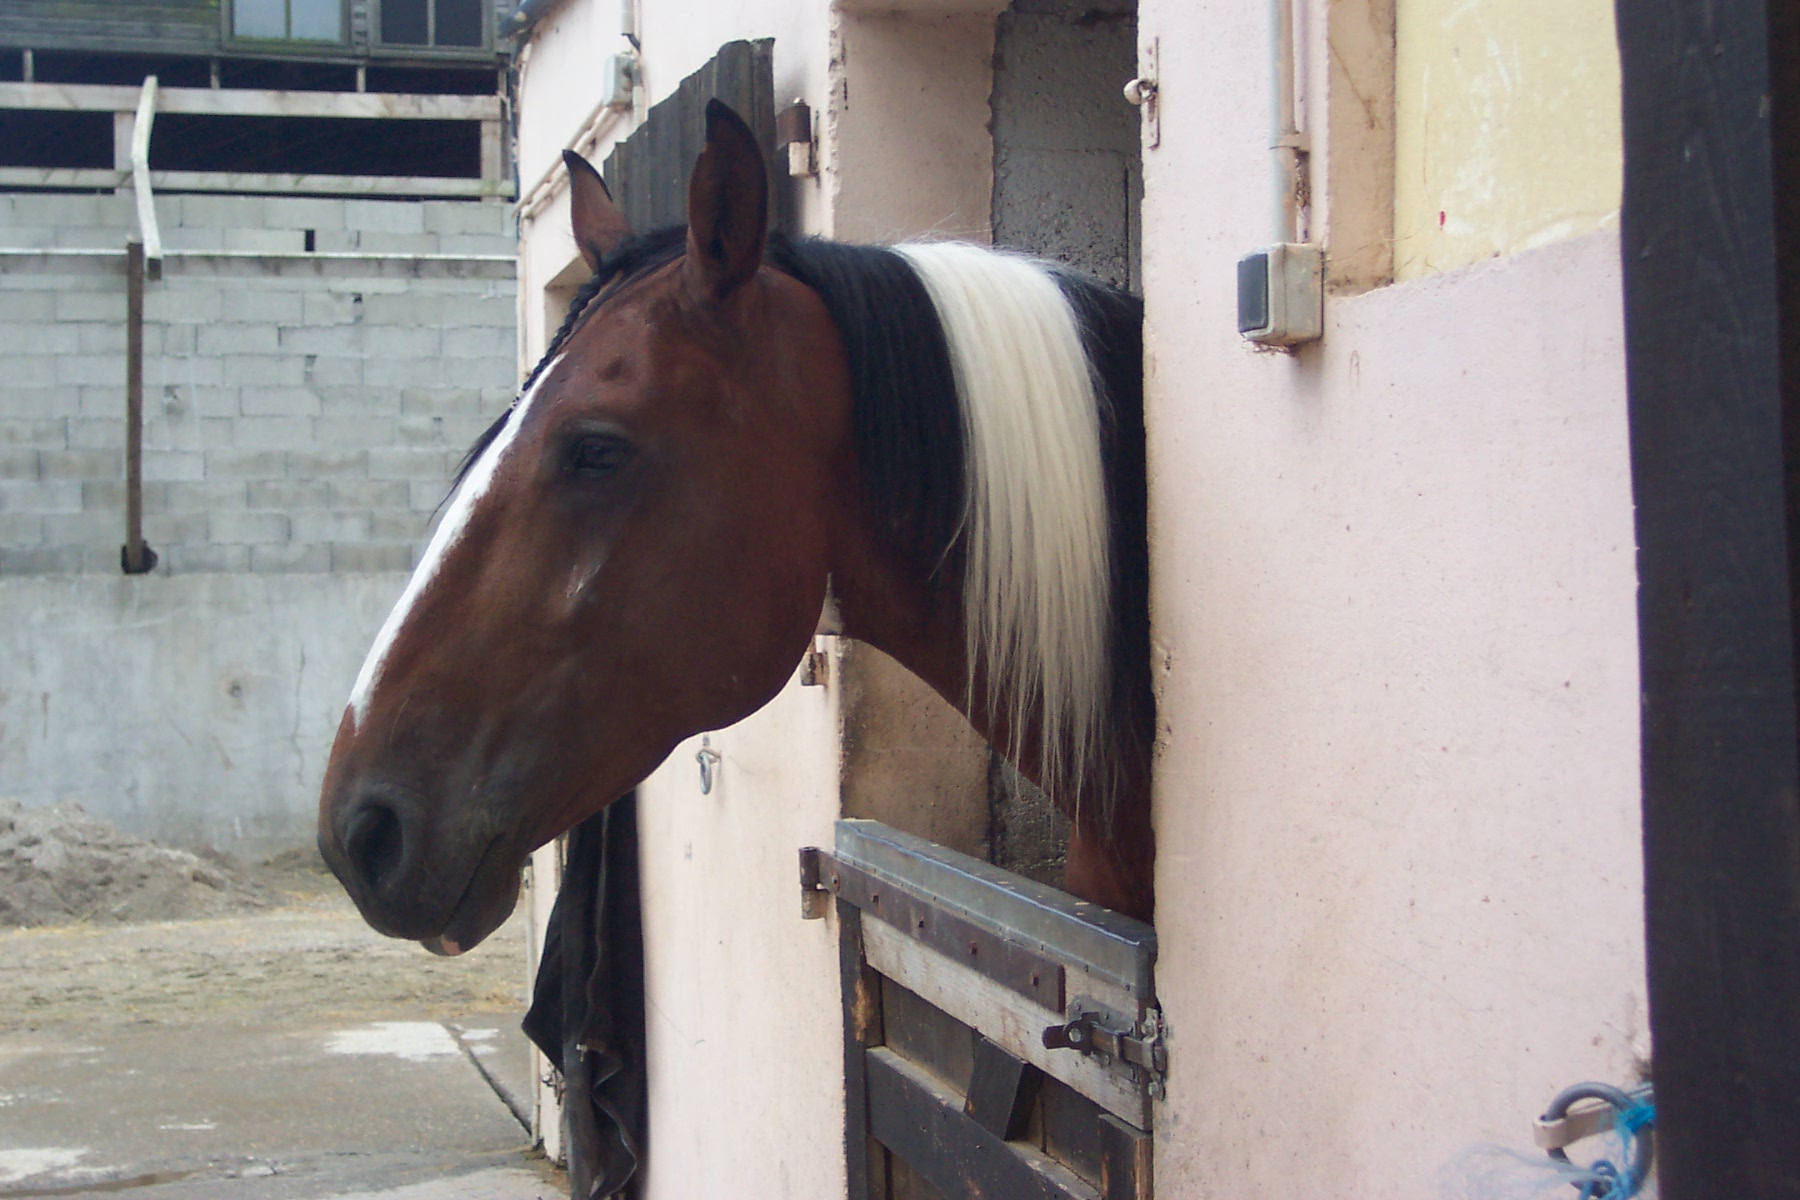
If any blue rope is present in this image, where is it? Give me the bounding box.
[1577,1101,1655,1199]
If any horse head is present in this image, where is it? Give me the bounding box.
[317,102,854,951]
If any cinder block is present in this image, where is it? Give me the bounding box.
[252,543,329,573]
[0,513,45,548]
[162,481,248,512]
[302,292,362,326]
[0,545,83,574]
[303,356,363,387]
[143,452,205,482]
[363,326,440,357]
[59,355,126,387]
[8,323,79,354]
[399,387,484,416]
[316,386,392,416]
[164,543,251,574]
[309,229,363,254]
[232,289,309,326]
[82,478,126,512]
[423,202,514,237]
[143,511,211,544]
[344,200,426,235]
[409,480,452,511]
[312,416,393,445]
[0,226,56,249]
[223,356,307,387]
[248,479,332,510]
[369,511,426,541]
[361,293,449,326]
[149,355,224,388]
[291,512,370,543]
[210,511,291,544]
[160,227,227,252]
[0,449,39,481]
[367,448,451,481]
[239,387,322,418]
[352,232,441,255]
[286,448,369,480]
[363,356,445,388]
[40,449,121,480]
[54,292,121,323]
[198,323,282,356]
[330,543,414,572]
[54,226,130,250]
[204,449,285,479]
[0,480,81,513]
[146,287,224,325]
[438,234,518,257]
[265,196,347,231]
[329,479,409,510]
[224,228,307,254]
[1,420,68,449]
[41,510,116,546]
[14,193,101,226]
[78,387,125,419]
[159,323,198,355]
[396,416,447,446]
[0,290,60,321]
[66,419,123,451]
[8,358,61,388]
[278,324,364,355]
[74,323,125,354]
[440,326,514,359]
[179,194,265,228]
[232,417,312,447]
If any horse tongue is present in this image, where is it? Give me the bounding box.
[420,934,463,957]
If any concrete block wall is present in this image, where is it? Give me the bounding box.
[0,191,518,576]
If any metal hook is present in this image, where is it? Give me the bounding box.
[696,735,721,795]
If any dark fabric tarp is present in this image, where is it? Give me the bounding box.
[522,795,647,1199]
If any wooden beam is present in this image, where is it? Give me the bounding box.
[1616,0,1800,1192]
[867,1048,1098,1200]
[0,81,500,120]
[840,901,889,1200]
[861,918,1149,1127]
[963,1037,1041,1141]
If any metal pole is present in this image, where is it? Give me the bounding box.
[122,239,154,575]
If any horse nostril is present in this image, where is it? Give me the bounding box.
[346,803,406,892]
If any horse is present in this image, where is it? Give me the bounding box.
[317,99,1155,955]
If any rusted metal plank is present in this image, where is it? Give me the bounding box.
[867,1047,1098,1200]
[121,240,154,576]
[815,851,1066,1012]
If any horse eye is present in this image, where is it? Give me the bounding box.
[568,434,632,477]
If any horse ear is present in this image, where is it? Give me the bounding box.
[565,149,630,272]
[684,99,768,304]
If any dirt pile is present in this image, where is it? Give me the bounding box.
[0,798,277,927]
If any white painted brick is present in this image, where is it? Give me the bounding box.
[252,543,329,573]
[143,452,204,482]
[240,387,322,418]
[232,417,312,447]
[249,479,332,509]
[291,512,370,543]
[330,543,414,572]
[265,197,348,231]
[0,480,80,513]
[286,449,368,479]
[210,511,291,544]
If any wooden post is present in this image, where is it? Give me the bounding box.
[121,239,153,575]
[1616,0,1800,1191]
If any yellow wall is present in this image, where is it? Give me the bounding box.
[1393,0,1621,279]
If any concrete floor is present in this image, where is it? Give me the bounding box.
[0,882,564,1199]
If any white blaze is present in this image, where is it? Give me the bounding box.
[345,356,564,729]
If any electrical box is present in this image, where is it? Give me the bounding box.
[1237,243,1323,346]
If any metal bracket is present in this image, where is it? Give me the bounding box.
[1043,999,1167,1100]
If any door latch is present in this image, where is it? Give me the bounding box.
[1043,1002,1167,1099]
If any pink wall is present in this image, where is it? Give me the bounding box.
[1139,7,1647,1191]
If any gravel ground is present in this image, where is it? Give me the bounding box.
[0,864,529,1036]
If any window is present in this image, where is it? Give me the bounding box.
[234,0,345,41]
[379,0,487,49]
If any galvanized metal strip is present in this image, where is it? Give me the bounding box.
[816,852,1066,1011]
[834,819,1156,998]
